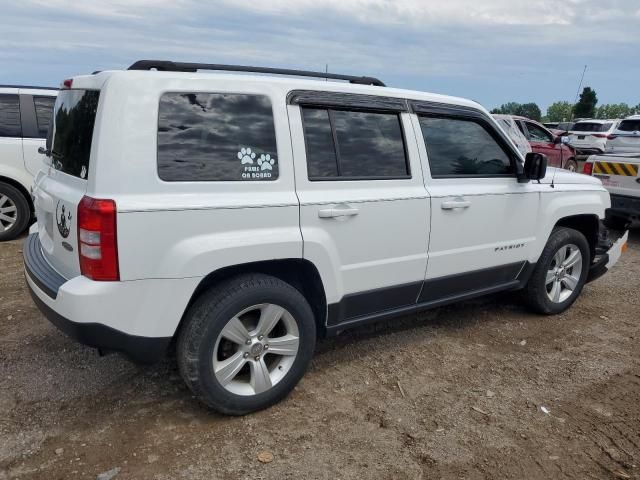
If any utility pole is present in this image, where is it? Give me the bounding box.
[572,65,587,119]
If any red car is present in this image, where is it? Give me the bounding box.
[512,116,578,171]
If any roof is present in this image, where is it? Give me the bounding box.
[68,68,485,112]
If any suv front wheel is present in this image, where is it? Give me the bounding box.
[177,273,316,415]
[524,227,590,314]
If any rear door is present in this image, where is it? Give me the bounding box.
[33,88,100,279]
[289,92,430,326]
[608,118,640,153]
[19,90,57,176]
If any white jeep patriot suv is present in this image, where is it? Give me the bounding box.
[24,61,626,415]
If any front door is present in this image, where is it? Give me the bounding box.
[289,96,430,326]
[412,108,540,302]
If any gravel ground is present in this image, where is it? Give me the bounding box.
[1,231,639,480]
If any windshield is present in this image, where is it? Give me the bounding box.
[51,89,100,179]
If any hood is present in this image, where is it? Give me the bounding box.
[538,167,603,186]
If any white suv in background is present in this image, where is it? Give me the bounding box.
[0,85,57,240]
[567,119,619,156]
[606,115,640,154]
[24,61,626,415]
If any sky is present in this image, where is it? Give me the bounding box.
[1,0,639,113]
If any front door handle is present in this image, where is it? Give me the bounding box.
[441,199,471,210]
[318,206,360,218]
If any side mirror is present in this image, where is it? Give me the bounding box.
[523,152,547,181]
[553,136,562,145]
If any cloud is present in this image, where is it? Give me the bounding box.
[1,1,638,111]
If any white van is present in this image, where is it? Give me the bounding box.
[0,86,57,240]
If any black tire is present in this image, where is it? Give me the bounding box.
[524,227,590,315]
[0,182,31,241]
[177,273,316,415]
[564,158,578,172]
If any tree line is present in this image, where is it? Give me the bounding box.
[490,87,640,123]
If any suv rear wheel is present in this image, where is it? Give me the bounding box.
[0,182,30,241]
[177,273,316,415]
[524,227,590,314]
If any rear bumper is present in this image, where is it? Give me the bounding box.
[22,233,196,364]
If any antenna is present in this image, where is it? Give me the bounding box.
[571,65,587,120]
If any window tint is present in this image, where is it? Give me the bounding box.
[301,107,408,179]
[618,120,640,132]
[572,122,610,132]
[526,122,552,142]
[51,90,99,179]
[301,108,338,178]
[33,96,56,138]
[0,94,21,138]
[419,116,514,177]
[158,93,278,181]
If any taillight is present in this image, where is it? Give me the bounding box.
[607,134,617,140]
[77,196,119,281]
[583,162,593,175]
[62,78,73,89]
[591,133,607,138]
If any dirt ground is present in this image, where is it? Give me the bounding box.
[1,231,639,480]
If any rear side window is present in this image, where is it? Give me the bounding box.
[301,107,409,180]
[618,120,640,132]
[33,96,56,138]
[419,116,514,177]
[0,94,21,138]
[51,90,100,179]
[157,93,278,181]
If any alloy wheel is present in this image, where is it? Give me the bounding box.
[0,194,18,233]
[212,303,300,396]
[545,244,583,303]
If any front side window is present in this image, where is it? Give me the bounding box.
[157,93,278,181]
[301,107,408,180]
[419,116,514,177]
[0,94,21,138]
[33,96,56,138]
[526,122,553,142]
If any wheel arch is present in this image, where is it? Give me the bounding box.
[553,214,600,260]
[175,258,328,341]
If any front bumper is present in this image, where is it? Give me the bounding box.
[23,234,172,364]
[586,228,628,283]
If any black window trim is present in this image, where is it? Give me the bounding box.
[288,90,409,113]
[300,105,412,182]
[0,93,22,139]
[410,100,524,180]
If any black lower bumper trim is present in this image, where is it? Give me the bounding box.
[27,286,170,364]
[586,254,609,283]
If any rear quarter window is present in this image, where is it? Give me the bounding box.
[157,93,278,182]
[33,96,56,138]
[618,120,640,132]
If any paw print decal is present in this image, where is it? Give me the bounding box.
[237,147,256,165]
[258,154,275,171]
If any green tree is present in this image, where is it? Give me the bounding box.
[491,101,542,121]
[573,87,598,118]
[546,101,573,122]
[595,103,632,119]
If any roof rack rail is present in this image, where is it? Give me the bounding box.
[127,60,385,87]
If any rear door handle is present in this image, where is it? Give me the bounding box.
[441,200,471,210]
[318,206,360,218]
